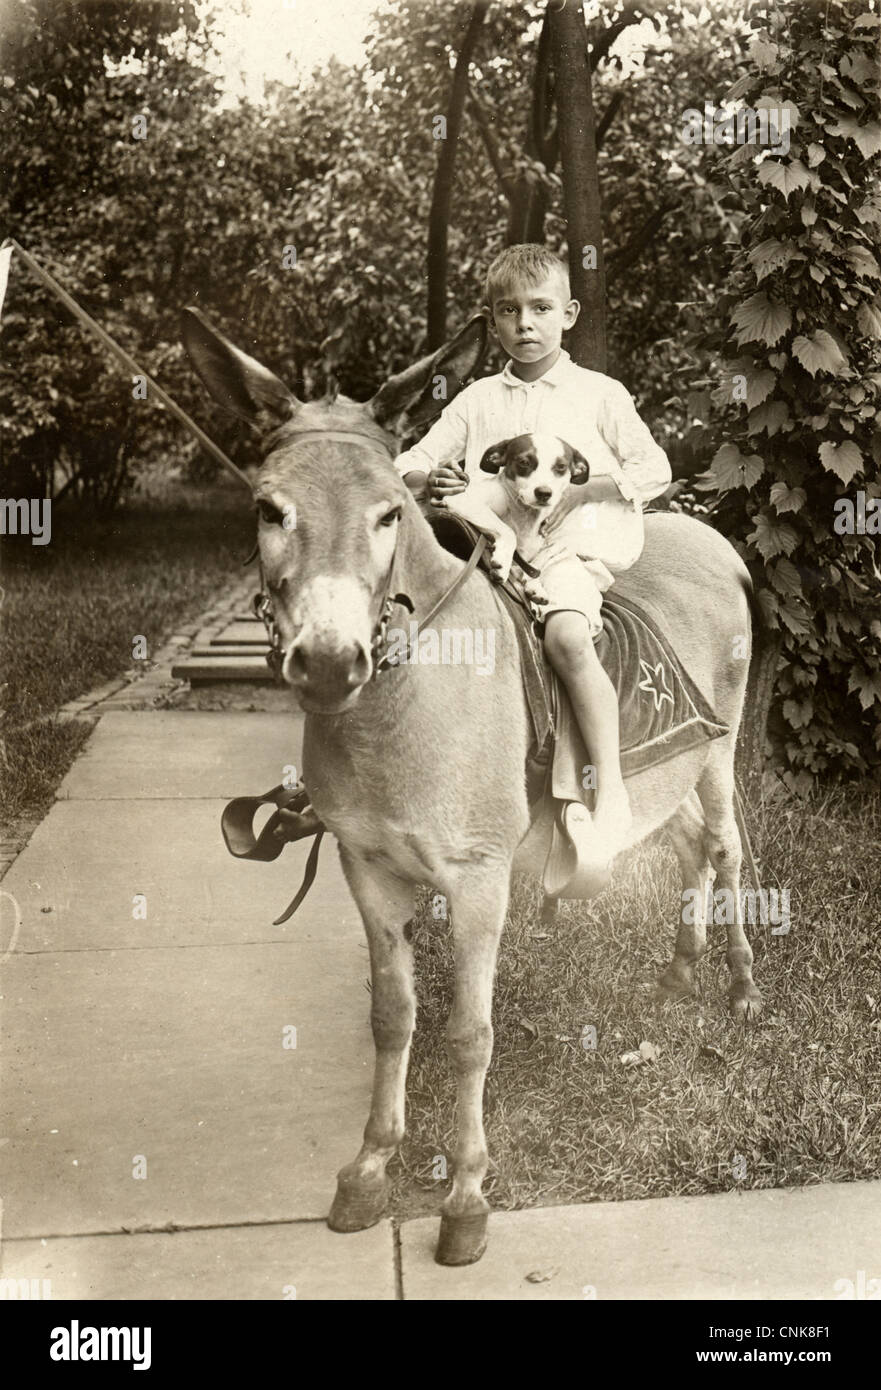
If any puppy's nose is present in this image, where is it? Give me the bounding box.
[534,486,552,503]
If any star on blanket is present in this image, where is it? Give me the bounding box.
[638,658,674,712]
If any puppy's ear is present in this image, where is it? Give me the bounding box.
[567,445,590,485]
[480,440,510,473]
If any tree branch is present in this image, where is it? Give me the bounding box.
[595,90,624,151]
[466,83,515,200]
[606,199,677,280]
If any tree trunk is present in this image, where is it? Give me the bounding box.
[426,2,489,348]
[547,0,606,371]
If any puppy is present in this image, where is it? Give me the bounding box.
[440,432,589,583]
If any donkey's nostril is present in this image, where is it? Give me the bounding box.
[286,643,308,684]
[535,487,552,502]
[347,642,371,689]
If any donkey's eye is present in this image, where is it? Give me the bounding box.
[257,500,284,526]
[378,507,402,528]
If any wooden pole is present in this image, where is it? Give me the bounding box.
[1,237,251,489]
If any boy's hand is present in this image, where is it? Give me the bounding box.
[428,462,469,506]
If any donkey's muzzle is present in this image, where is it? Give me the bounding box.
[283,636,372,710]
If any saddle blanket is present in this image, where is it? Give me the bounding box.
[594,590,729,778]
[430,510,729,785]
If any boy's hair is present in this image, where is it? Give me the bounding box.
[484,244,570,306]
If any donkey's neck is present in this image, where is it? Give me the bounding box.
[394,491,464,613]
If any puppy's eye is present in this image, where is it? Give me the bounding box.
[257,500,284,526]
[378,507,402,528]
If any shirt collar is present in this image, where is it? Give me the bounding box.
[501,348,573,388]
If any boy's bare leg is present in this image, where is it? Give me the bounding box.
[544,610,632,864]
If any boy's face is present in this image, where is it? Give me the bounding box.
[487,274,580,377]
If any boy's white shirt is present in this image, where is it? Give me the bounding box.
[394,350,672,573]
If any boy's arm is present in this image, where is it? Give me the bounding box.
[394,393,470,495]
[597,381,672,504]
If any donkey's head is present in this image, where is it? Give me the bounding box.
[181,308,487,713]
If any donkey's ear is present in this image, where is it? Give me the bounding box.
[369,314,489,432]
[567,444,590,485]
[181,307,300,425]
[479,441,510,473]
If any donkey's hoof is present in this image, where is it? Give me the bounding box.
[327,1168,388,1233]
[729,982,763,1021]
[435,1210,489,1266]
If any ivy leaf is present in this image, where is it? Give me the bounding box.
[747,511,799,559]
[792,329,849,376]
[819,439,863,483]
[747,369,776,407]
[769,481,807,514]
[731,291,792,346]
[769,556,803,596]
[696,443,764,492]
[806,142,826,167]
[747,400,790,436]
[847,244,881,280]
[856,298,881,338]
[784,698,814,728]
[848,667,881,711]
[840,50,879,85]
[854,12,881,26]
[828,117,881,159]
[748,238,798,280]
[757,159,811,199]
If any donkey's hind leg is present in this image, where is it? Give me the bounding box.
[328,848,416,1233]
[656,790,712,1002]
[698,756,763,1020]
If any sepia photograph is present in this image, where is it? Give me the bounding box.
[0,0,879,1335]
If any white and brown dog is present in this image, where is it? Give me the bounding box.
[440,432,590,583]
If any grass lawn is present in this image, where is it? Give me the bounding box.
[393,784,881,1218]
[1,486,252,820]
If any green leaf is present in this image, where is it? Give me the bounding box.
[747,511,799,560]
[856,298,881,338]
[731,291,792,347]
[769,481,807,514]
[819,439,863,484]
[791,330,849,376]
[757,158,811,199]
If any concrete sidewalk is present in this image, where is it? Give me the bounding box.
[1,708,878,1300]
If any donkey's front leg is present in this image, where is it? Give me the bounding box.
[435,862,510,1266]
[328,848,416,1234]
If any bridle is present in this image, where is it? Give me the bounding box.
[250,428,486,682]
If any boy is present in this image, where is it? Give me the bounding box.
[394,244,672,883]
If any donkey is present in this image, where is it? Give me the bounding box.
[182,307,762,1266]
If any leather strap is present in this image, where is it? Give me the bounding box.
[221,782,317,862]
[375,534,488,672]
[273,830,325,925]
